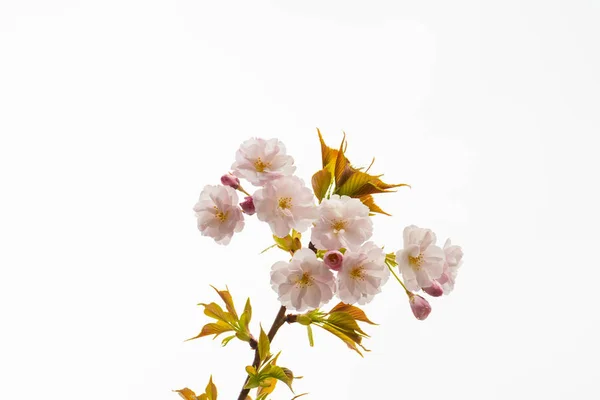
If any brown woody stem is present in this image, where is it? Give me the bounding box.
[237,305,292,400]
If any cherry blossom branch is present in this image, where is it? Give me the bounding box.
[237,305,296,400]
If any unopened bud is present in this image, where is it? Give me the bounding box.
[409,294,432,320]
[423,281,443,297]
[323,250,343,271]
[220,173,240,189]
[239,196,256,215]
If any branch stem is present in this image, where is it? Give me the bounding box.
[237,305,289,400]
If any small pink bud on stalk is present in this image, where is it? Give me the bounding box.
[323,250,343,271]
[409,293,432,320]
[239,196,256,215]
[220,173,240,189]
[423,281,444,297]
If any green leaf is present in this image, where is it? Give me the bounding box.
[328,302,377,325]
[258,326,270,363]
[186,321,234,341]
[311,168,332,203]
[210,286,238,321]
[307,325,314,347]
[221,335,236,347]
[205,376,217,400]
[246,365,257,376]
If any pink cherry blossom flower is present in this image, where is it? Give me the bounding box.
[336,241,389,305]
[422,280,444,297]
[409,294,432,320]
[231,138,296,186]
[395,225,445,292]
[253,176,317,238]
[193,185,244,245]
[310,195,373,251]
[436,238,464,295]
[270,248,336,312]
[323,250,343,271]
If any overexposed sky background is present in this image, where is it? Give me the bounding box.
[1,1,599,399]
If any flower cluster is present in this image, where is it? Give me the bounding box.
[193,132,464,319]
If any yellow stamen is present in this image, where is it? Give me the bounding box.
[213,206,228,222]
[278,197,292,210]
[295,272,313,288]
[254,157,270,172]
[331,219,346,232]
[350,265,365,281]
[408,254,424,271]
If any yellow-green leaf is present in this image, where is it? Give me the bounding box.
[246,365,257,376]
[328,302,377,325]
[199,302,234,325]
[173,388,198,400]
[205,376,217,400]
[239,298,252,332]
[311,168,332,202]
[186,321,234,341]
[258,326,270,363]
[210,286,238,321]
[326,312,368,337]
[261,365,293,391]
[256,377,277,397]
[307,325,314,347]
[320,323,363,357]
[336,169,408,198]
[221,334,236,346]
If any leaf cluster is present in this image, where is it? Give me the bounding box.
[186,286,253,347]
[311,129,409,215]
[174,376,217,400]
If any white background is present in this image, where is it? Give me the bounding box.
[1,1,599,399]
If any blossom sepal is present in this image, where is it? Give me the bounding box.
[186,286,253,346]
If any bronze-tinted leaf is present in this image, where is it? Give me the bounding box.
[333,133,353,187]
[317,128,339,173]
[326,312,368,337]
[328,302,377,325]
[174,388,198,400]
[210,286,238,320]
[311,168,332,202]
[360,195,391,216]
[320,323,363,357]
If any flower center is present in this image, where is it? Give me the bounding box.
[213,206,228,222]
[278,197,292,210]
[254,157,270,172]
[350,265,365,281]
[331,219,347,233]
[408,253,424,271]
[295,272,313,288]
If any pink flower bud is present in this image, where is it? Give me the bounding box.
[220,173,240,189]
[323,250,343,271]
[409,294,432,320]
[423,281,444,297]
[239,196,256,215]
